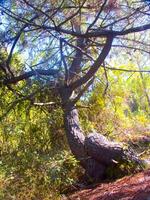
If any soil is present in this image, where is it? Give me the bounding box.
[67,169,150,200]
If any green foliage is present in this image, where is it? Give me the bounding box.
[0,148,79,200]
[80,66,150,150]
[0,87,79,199]
[48,151,79,192]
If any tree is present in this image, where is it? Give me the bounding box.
[0,0,150,180]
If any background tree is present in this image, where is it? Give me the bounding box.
[0,0,150,181]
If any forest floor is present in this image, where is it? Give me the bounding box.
[66,169,150,200]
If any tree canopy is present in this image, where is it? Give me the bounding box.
[0,0,150,90]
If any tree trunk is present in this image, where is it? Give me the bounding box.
[64,106,87,167]
[63,105,106,180]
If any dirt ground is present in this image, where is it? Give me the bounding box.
[67,169,150,200]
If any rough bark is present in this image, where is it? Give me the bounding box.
[64,106,87,167]
[85,132,124,165]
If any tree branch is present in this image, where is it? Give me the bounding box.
[70,36,113,90]
[72,77,95,104]
[2,3,150,39]
[57,0,87,27]
[86,0,107,33]
[33,102,57,106]
[6,16,38,73]
[102,66,150,73]
[3,69,59,85]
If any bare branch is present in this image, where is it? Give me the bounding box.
[86,0,107,32]
[72,77,95,104]
[3,69,59,85]
[102,66,150,73]
[2,5,150,39]
[33,102,57,106]
[22,0,57,27]
[58,0,87,27]
[6,15,38,76]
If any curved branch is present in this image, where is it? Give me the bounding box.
[7,22,32,67]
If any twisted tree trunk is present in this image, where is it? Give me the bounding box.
[60,87,144,181]
[64,105,106,180]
